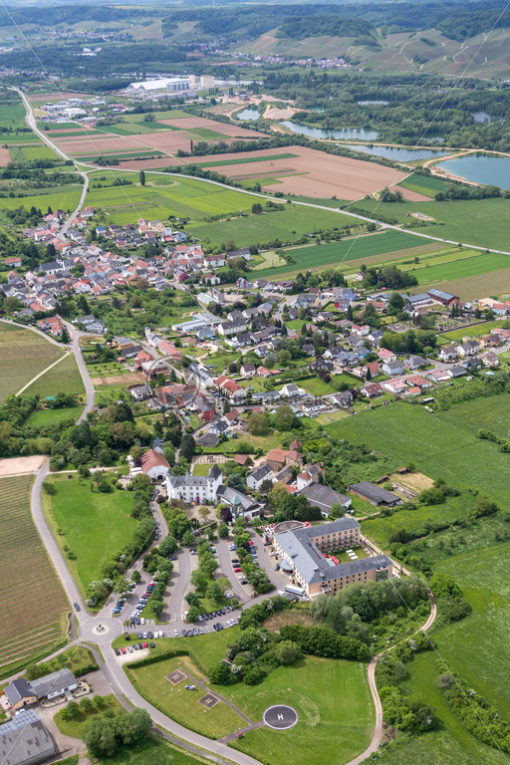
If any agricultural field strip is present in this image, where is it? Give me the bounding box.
[0,475,68,671]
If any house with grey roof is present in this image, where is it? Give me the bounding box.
[297,483,352,517]
[166,465,222,504]
[0,709,56,765]
[246,463,274,491]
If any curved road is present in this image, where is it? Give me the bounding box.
[11,88,444,765]
[14,87,89,239]
[13,87,510,258]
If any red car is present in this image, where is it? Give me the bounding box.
[143,641,148,648]
[234,567,242,572]
[120,647,126,655]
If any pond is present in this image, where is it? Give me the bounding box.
[343,144,447,162]
[472,110,504,124]
[280,120,379,141]
[236,107,260,121]
[436,154,510,188]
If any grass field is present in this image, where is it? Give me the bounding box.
[329,394,510,760]
[398,173,448,198]
[85,173,264,226]
[408,250,510,287]
[0,475,69,676]
[253,230,427,279]
[44,474,137,595]
[327,397,510,508]
[124,631,372,765]
[188,202,362,249]
[0,322,64,402]
[353,195,510,251]
[97,739,205,765]
[25,352,85,398]
[27,406,83,428]
[0,184,82,216]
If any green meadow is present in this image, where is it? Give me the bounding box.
[353,195,510,251]
[44,475,137,595]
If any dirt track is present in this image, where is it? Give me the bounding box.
[0,455,46,477]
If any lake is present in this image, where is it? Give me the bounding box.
[236,107,260,121]
[344,144,447,162]
[281,120,379,141]
[436,154,510,188]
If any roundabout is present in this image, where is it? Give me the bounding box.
[262,705,299,730]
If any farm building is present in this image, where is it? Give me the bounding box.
[297,483,352,517]
[348,481,401,506]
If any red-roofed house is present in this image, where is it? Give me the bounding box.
[139,449,170,481]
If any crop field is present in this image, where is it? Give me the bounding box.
[403,249,510,289]
[253,229,427,278]
[398,172,449,198]
[0,475,69,676]
[44,474,138,595]
[0,322,64,402]
[173,144,411,200]
[353,195,510,251]
[51,111,263,161]
[85,173,265,225]
[25,352,85,398]
[9,144,58,162]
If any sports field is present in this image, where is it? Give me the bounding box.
[44,474,137,595]
[254,229,427,278]
[0,474,69,676]
[0,323,64,402]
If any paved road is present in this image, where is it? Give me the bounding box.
[14,87,510,258]
[64,323,95,423]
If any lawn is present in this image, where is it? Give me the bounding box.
[0,322,64,402]
[98,739,205,765]
[128,654,244,739]
[43,474,137,596]
[253,229,428,279]
[299,375,337,395]
[231,658,372,765]
[123,631,372,765]
[437,319,505,344]
[0,475,69,677]
[27,405,83,427]
[25,352,85,398]
[85,173,264,226]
